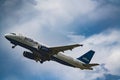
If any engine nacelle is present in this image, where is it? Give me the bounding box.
[23,51,35,60]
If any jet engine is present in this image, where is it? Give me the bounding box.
[23,51,35,60]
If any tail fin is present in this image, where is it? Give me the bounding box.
[77,50,95,64]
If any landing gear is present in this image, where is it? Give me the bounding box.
[35,55,50,64]
[39,58,46,64]
[35,59,43,64]
[40,61,43,64]
[35,57,40,62]
[35,57,44,64]
[89,68,93,70]
[35,60,39,62]
[12,45,16,48]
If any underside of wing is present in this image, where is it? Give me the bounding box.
[49,44,83,54]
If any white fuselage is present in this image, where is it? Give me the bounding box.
[54,53,85,69]
[5,33,88,69]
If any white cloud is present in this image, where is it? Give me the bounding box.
[35,0,97,28]
[106,47,120,75]
[68,29,120,76]
[88,4,120,22]
[4,0,97,38]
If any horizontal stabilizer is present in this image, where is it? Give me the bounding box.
[83,63,99,67]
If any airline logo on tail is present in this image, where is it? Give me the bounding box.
[77,50,95,64]
[82,57,89,62]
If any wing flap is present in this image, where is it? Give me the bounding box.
[49,44,83,54]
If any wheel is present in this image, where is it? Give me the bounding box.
[40,61,43,63]
[12,46,15,48]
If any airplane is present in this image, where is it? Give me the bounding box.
[5,33,99,70]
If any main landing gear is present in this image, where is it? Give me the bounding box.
[40,61,43,64]
[12,45,17,48]
[35,58,44,64]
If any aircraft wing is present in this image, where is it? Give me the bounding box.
[49,44,83,54]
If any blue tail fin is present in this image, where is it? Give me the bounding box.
[77,50,95,64]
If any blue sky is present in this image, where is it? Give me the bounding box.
[0,0,120,80]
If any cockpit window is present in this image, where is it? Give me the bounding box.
[10,33,16,35]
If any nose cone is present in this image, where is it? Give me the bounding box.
[5,34,11,40]
[5,34,9,39]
